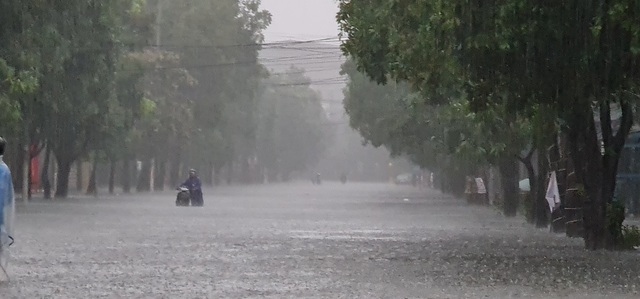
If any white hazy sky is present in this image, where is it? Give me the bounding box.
[260,0,340,42]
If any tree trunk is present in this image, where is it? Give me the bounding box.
[21,144,29,202]
[241,157,250,184]
[535,148,550,228]
[154,159,166,191]
[580,150,606,249]
[518,151,536,223]
[579,100,633,250]
[27,154,32,200]
[499,157,520,217]
[86,153,98,196]
[282,170,291,182]
[136,159,152,192]
[12,148,23,194]
[108,160,116,194]
[169,150,182,187]
[42,145,52,199]
[204,162,213,186]
[20,120,30,202]
[122,158,131,193]
[267,167,278,183]
[438,170,446,193]
[570,104,606,249]
[226,160,233,185]
[213,164,221,186]
[259,166,266,184]
[549,133,567,233]
[601,166,621,247]
[76,161,83,192]
[54,160,73,198]
[169,160,180,187]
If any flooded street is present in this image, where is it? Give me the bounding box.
[2,183,639,298]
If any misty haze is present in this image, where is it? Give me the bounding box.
[1,0,640,298]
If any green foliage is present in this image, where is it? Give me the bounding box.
[338,0,640,248]
[149,0,271,173]
[621,225,640,250]
[256,67,329,179]
[338,1,534,183]
[605,201,640,250]
[341,54,531,191]
[0,0,347,195]
[0,0,284,194]
[607,201,626,247]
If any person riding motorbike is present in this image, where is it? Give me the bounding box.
[180,169,204,207]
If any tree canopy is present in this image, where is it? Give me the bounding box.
[337,0,640,249]
[0,0,338,201]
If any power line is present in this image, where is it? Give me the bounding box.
[114,46,345,73]
[259,52,340,61]
[266,76,347,85]
[269,67,345,75]
[14,37,342,53]
[151,37,341,49]
[117,57,346,73]
[268,80,348,87]
[260,55,344,65]
[267,45,342,55]
[318,121,349,126]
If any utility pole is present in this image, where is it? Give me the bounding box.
[150,0,163,191]
[21,118,29,203]
[155,0,162,48]
[19,10,30,203]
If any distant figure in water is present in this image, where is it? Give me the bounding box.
[181,169,203,207]
[312,172,322,185]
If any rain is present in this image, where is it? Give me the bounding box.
[1,0,640,298]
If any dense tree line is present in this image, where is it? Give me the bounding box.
[256,67,330,182]
[337,0,640,250]
[0,0,330,200]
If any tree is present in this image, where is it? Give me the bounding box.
[88,0,155,196]
[337,0,640,249]
[1,0,274,197]
[41,1,136,198]
[441,99,532,216]
[130,49,196,191]
[256,67,329,181]
[150,0,271,185]
[0,0,68,201]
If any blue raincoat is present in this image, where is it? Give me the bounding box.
[181,176,203,206]
[0,156,15,280]
[0,157,14,239]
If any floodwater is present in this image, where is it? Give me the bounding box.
[1,182,639,298]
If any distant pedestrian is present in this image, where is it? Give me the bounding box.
[0,137,16,281]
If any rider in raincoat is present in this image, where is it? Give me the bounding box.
[181,169,203,207]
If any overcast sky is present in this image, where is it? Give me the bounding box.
[260,0,340,42]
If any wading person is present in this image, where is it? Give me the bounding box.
[0,137,15,282]
[180,169,203,207]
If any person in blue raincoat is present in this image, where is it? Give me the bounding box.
[0,137,15,281]
[180,169,203,207]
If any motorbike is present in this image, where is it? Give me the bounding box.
[176,186,191,207]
